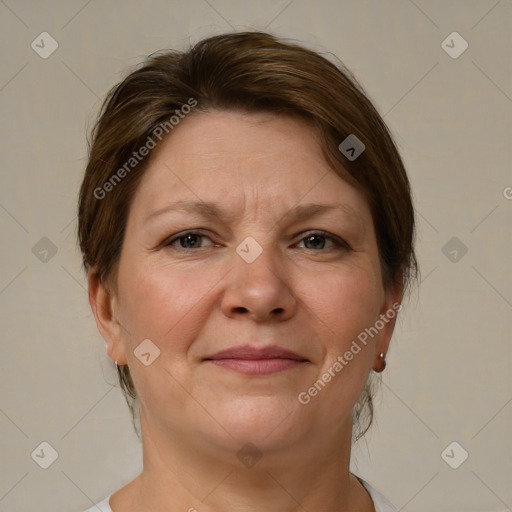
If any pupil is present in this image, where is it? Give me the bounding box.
[307,235,324,249]
[183,235,200,248]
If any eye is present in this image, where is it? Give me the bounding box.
[295,231,351,251]
[163,231,215,250]
[162,230,351,251]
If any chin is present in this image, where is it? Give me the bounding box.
[208,396,305,448]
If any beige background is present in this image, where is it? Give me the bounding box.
[1,1,511,511]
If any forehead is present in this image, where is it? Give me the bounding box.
[130,110,370,224]
[150,110,325,175]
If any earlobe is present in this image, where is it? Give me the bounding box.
[373,280,403,372]
[87,269,127,365]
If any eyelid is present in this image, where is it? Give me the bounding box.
[162,229,351,251]
[161,229,215,248]
[295,230,351,250]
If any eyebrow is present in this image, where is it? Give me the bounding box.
[144,200,362,226]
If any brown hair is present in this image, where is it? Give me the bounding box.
[78,31,417,441]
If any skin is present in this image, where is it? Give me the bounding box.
[89,110,402,512]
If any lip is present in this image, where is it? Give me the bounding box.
[203,345,309,376]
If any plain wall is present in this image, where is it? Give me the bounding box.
[0,1,510,511]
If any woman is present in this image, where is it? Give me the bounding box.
[78,31,417,512]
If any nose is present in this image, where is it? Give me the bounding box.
[220,241,297,323]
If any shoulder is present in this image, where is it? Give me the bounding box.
[81,495,112,512]
[356,476,398,512]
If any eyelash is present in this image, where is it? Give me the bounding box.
[162,230,351,252]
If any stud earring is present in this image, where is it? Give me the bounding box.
[373,352,386,373]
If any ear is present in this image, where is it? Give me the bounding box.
[87,268,128,365]
[373,279,403,371]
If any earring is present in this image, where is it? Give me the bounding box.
[115,360,119,370]
[373,352,386,373]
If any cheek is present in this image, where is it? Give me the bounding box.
[309,263,383,344]
[307,263,383,397]
[302,292,376,409]
[117,259,218,349]
[115,262,212,411]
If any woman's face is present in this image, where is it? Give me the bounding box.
[99,110,399,456]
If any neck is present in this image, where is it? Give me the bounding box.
[124,411,374,512]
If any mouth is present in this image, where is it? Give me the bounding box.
[203,345,309,376]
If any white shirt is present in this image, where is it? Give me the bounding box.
[81,476,397,511]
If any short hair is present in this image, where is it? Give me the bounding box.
[78,31,418,441]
